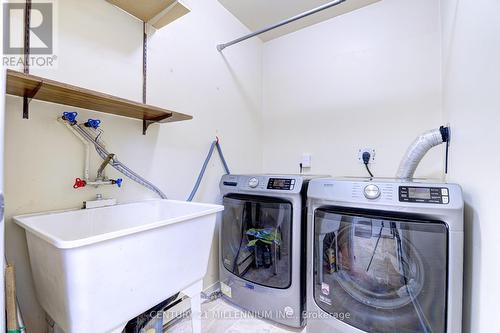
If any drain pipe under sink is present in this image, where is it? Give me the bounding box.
[396,126,450,180]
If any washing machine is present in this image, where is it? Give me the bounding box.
[306,178,463,333]
[219,174,324,327]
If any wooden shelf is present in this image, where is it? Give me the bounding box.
[6,69,192,126]
[106,0,189,29]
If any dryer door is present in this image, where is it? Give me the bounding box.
[221,194,292,289]
[313,207,448,333]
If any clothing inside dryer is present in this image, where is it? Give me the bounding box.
[221,195,292,288]
[313,208,448,333]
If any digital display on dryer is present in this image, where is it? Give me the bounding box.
[273,179,286,187]
[399,186,449,204]
[408,187,431,199]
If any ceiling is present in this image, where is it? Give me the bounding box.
[218,0,380,41]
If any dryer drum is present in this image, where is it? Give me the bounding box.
[314,210,448,333]
[334,222,425,310]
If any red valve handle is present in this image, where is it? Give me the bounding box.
[73,178,87,189]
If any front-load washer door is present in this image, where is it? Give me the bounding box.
[313,207,448,333]
[221,194,292,289]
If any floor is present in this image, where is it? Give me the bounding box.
[166,298,305,333]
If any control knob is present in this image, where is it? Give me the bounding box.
[364,184,380,199]
[248,177,259,188]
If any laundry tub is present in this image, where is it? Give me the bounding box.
[14,199,223,333]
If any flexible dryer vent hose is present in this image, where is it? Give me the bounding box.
[396,126,449,179]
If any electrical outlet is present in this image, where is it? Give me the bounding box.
[358,148,376,164]
[301,154,312,168]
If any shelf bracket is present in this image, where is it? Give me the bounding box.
[143,119,154,135]
[23,80,43,118]
[142,114,172,135]
[22,97,29,119]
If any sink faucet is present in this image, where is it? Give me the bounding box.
[83,194,116,209]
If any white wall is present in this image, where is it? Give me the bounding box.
[441,0,500,332]
[4,0,263,331]
[262,0,444,178]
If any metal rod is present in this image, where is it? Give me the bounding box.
[142,22,147,104]
[217,0,346,51]
[142,22,149,135]
[24,0,31,74]
[23,0,32,119]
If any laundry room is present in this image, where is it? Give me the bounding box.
[0,0,498,333]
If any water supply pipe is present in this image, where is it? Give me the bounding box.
[59,115,231,201]
[59,117,118,188]
[59,116,167,198]
[96,153,115,180]
[74,123,168,199]
[58,117,90,181]
[396,126,450,179]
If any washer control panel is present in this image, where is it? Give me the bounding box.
[399,186,449,204]
[267,178,295,190]
[220,175,307,193]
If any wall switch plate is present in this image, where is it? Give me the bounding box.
[358,148,376,164]
[301,154,312,168]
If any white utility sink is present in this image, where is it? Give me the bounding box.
[14,199,223,333]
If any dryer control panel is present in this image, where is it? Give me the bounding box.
[399,186,449,204]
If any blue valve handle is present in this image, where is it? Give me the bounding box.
[62,112,78,123]
[85,119,101,129]
[115,178,123,188]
